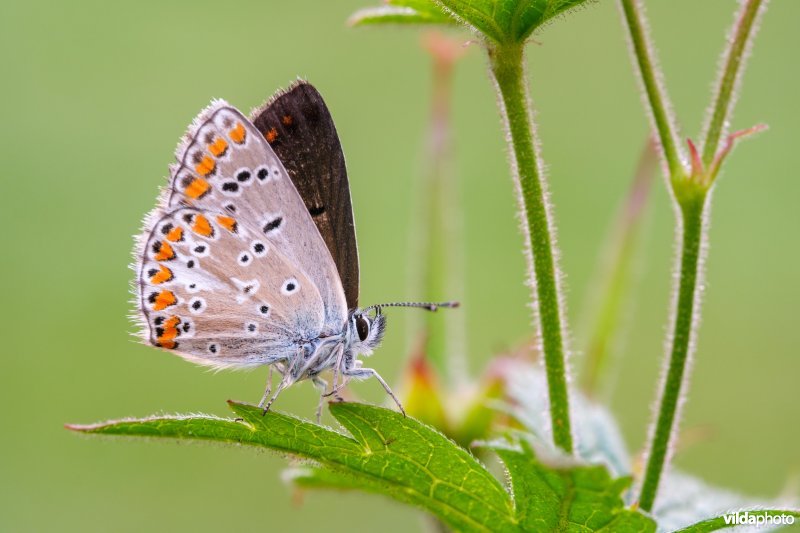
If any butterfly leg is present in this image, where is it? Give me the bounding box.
[261,379,288,416]
[311,376,328,423]
[258,363,287,408]
[343,367,406,417]
[322,344,346,401]
[261,364,293,416]
[258,365,276,409]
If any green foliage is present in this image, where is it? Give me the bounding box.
[69,401,658,532]
[349,1,453,27]
[487,440,655,532]
[69,401,514,532]
[351,0,591,44]
[438,0,589,43]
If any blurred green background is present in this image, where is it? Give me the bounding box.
[1,1,798,531]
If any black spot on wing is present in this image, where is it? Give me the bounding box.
[263,217,282,233]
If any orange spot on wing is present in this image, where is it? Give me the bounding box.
[265,127,278,143]
[195,155,216,177]
[166,226,184,242]
[156,315,183,349]
[159,328,178,341]
[192,214,214,237]
[208,137,228,157]
[216,215,237,233]
[156,315,180,349]
[150,265,174,284]
[229,122,246,144]
[184,177,211,199]
[154,241,176,261]
[281,114,293,126]
[153,290,177,311]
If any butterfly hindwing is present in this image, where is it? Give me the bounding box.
[136,205,326,368]
[251,82,360,309]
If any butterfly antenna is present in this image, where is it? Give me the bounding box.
[362,301,460,314]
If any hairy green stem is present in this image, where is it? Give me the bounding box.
[623,0,768,510]
[639,189,706,512]
[619,0,683,178]
[701,0,764,166]
[488,43,572,453]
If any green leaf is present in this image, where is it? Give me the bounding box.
[325,402,516,531]
[349,1,454,27]
[68,401,658,531]
[485,440,656,532]
[434,0,591,44]
[350,0,591,43]
[673,509,800,532]
[68,401,515,532]
[503,363,632,477]
[511,0,590,42]
[285,464,372,492]
[431,0,507,43]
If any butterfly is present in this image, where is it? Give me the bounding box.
[134,81,457,418]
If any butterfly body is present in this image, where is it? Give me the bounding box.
[134,82,453,415]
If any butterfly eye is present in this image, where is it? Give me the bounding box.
[355,315,370,342]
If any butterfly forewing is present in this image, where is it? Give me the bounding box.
[251,82,360,309]
[135,100,347,368]
[166,100,347,326]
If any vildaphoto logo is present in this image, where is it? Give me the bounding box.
[722,511,795,527]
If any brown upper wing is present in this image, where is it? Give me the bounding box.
[251,82,360,310]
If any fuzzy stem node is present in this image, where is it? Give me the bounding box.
[701,0,766,167]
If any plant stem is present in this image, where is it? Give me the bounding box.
[623,0,768,511]
[619,0,683,178]
[639,188,707,512]
[701,0,764,167]
[488,43,573,453]
[414,32,466,384]
[581,139,657,397]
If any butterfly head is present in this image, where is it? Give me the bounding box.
[347,307,387,356]
[346,301,459,357]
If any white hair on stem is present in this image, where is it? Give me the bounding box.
[487,48,575,449]
[640,190,713,502]
[699,0,769,153]
[616,0,686,175]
